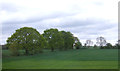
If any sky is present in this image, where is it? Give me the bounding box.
[0,0,119,45]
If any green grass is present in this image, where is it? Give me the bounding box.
[2,50,25,58]
[2,49,118,69]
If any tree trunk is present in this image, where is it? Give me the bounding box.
[25,49,29,55]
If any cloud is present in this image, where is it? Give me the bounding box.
[2,12,77,25]
[0,3,18,13]
[0,0,118,45]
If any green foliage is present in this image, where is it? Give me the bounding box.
[100,43,114,49]
[100,46,104,49]
[43,29,75,51]
[43,28,64,51]
[74,37,82,49]
[61,31,75,50]
[93,44,97,49]
[74,42,82,49]
[6,27,46,55]
[9,42,19,56]
[55,32,64,51]
[105,43,113,49]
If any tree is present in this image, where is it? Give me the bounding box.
[93,44,97,49]
[74,42,82,49]
[85,40,93,48]
[50,31,64,51]
[105,43,112,49]
[96,36,107,48]
[6,27,45,55]
[74,37,79,43]
[43,28,64,52]
[74,37,82,49]
[114,43,120,49]
[61,31,75,50]
[57,32,64,51]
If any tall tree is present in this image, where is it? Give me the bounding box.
[43,28,64,51]
[86,40,93,48]
[61,31,75,50]
[7,27,45,55]
[57,32,64,51]
[96,36,107,47]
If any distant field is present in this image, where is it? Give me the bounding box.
[2,49,118,69]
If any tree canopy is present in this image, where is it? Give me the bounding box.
[61,31,75,50]
[43,28,64,51]
[105,43,112,49]
[43,29,75,51]
[7,27,46,55]
[85,40,93,48]
[96,36,107,47]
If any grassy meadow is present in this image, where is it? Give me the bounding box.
[2,49,118,69]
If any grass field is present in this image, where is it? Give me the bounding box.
[2,49,118,69]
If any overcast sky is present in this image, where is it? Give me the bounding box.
[0,0,119,45]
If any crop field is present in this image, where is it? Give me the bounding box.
[2,49,118,69]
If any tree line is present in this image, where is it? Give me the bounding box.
[6,27,120,56]
[6,27,82,56]
[84,37,120,49]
